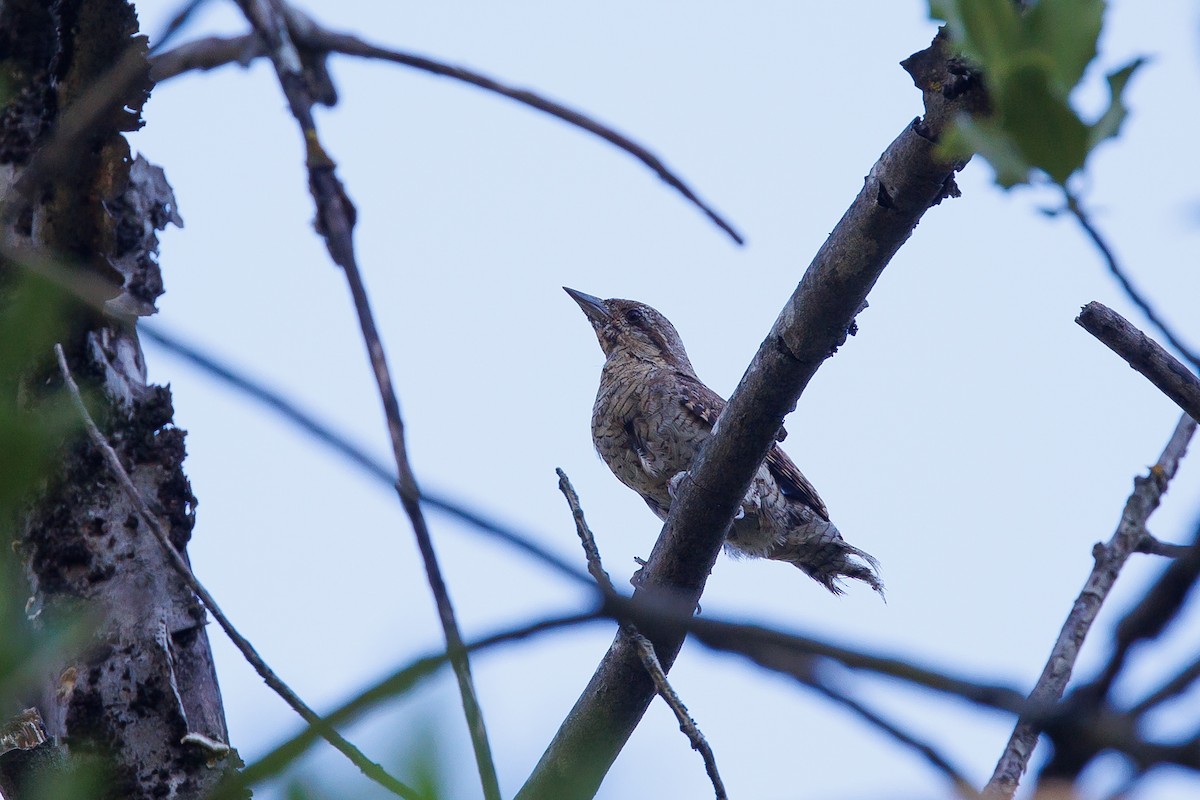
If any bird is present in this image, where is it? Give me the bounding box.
[565,287,882,596]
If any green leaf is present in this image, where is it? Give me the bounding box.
[1025,0,1105,91]
[1088,57,1145,148]
[944,115,1032,188]
[933,0,1022,70]
[997,57,1090,184]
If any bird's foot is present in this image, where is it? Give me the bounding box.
[667,471,687,500]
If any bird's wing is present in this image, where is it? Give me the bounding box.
[676,372,725,434]
[677,372,830,521]
[765,447,830,521]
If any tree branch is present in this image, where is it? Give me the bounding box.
[557,470,727,800]
[230,1,499,797]
[1065,193,1200,373]
[517,31,974,800]
[149,14,744,244]
[1076,301,1200,422]
[983,413,1197,799]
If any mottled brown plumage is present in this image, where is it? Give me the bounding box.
[566,287,882,595]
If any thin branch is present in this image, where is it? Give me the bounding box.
[230,2,499,796]
[629,630,728,800]
[140,323,592,587]
[229,609,602,795]
[149,19,744,244]
[518,30,974,800]
[149,33,262,77]
[1133,534,1191,559]
[557,469,727,799]
[1076,301,1200,422]
[53,344,421,800]
[802,674,980,799]
[983,413,1197,799]
[1065,192,1200,373]
[674,609,1030,717]
[556,469,617,594]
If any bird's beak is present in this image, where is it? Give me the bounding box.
[563,287,611,326]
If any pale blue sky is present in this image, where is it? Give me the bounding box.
[132,2,1200,798]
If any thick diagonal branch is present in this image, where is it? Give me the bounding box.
[516,33,972,800]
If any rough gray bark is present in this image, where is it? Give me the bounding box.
[517,30,976,800]
[1076,301,1200,423]
[0,2,235,797]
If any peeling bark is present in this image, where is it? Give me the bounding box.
[0,2,236,797]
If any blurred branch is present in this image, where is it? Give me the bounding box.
[518,29,974,800]
[149,7,744,244]
[140,323,593,587]
[557,469,727,800]
[230,2,500,796]
[53,344,420,800]
[1130,653,1200,715]
[1065,192,1200,373]
[676,611,1028,716]
[802,675,979,799]
[984,413,1197,799]
[230,609,602,795]
[1076,301,1200,422]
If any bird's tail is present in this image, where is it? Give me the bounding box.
[768,518,884,598]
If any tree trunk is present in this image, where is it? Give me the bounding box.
[0,2,236,797]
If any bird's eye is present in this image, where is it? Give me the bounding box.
[625,308,645,326]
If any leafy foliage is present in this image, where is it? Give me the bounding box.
[931,0,1143,187]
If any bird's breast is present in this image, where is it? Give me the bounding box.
[590,360,699,506]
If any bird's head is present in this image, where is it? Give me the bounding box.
[564,287,695,373]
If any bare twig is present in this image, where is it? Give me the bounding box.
[149,20,744,244]
[629,630,728,800]
[1065,193,1200,373]
[983,413,1197,799]
[140,323,592,587]
[1133,534,1191,559]
[230,2,499,796]
[518,31,973,799]
[1076,301,1200,422]
[802,675,979,799]
[556,469,727,799]
[53,344,421,800]
[555,469,617,593]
